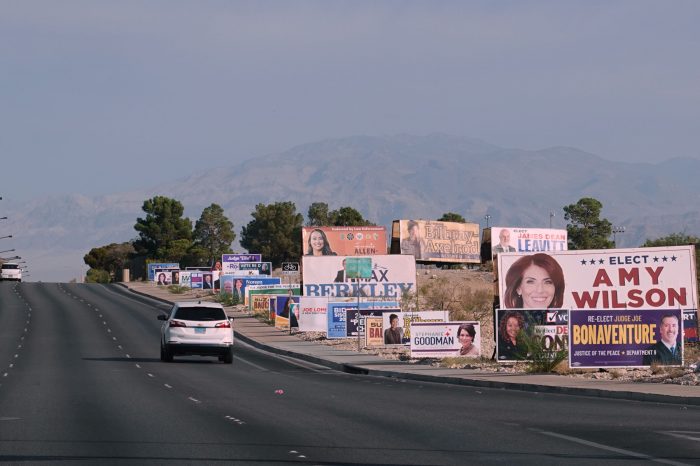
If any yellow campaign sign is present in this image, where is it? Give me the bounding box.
[365,316,384,346]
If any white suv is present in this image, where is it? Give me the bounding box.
[1,262,22,282]
[158,301,234,363]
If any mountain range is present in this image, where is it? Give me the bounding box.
[4,133,700,282]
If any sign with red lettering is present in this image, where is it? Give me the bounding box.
[497,246,698,315]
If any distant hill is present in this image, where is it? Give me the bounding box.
[5,133,700,281]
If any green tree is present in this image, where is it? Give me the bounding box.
[133,196,193,261]
[331,206,375,226]
[190,203,235,265]
[643,233,700,294]
[438,212,466,223]
[563,197,613,250]
[85,268,111,283]
[307,202,374,226]
[83,242,135,281]
[240,201,304,266]
[307,202,330,226]
[642,233,700,247]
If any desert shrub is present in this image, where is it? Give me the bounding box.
[518,327,569,373]
[215,292,239,307]
[168,285,189,294]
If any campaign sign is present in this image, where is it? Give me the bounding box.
[222,254,261,262]
[251,295,273,317]
[569,308,683,368]
[148,263,179,281]
[221,254,262,273]
[345,308,396,338]
[381,311,449,345]
[683,309,698,343]
[153,268,175,286]
[178,271,192,287]
[190,272,203,289]
[496,309,569,362]
[302,255,416,298]
[410,322,481,358]
[365,316,385,346]
[247,285,300,311]
[498,246,698,312]
[302,226,387,256]
[238,262,272,275]
[298,297,328,332]
[394,219,480,263]
[327,303,349,339]
[491,227,567,261]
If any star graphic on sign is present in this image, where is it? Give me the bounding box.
[662,256,668,262]
[589,259,596,265]
[671,255,677,261]
[580,259,588,265]
[653,256,659,262]
[598,259,605,264]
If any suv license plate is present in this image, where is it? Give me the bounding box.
[195,327,206,334]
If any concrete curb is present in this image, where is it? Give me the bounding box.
[231,329,700,406]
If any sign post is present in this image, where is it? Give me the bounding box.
[345,258,373,351]
[282,262,300,334]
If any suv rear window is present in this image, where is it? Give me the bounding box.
[1,264,19,270]
[173,306,226,321]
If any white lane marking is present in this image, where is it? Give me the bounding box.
[126,354,131,358]
[135,364,141,369]
[117,345,122,350]
[534,428,692,466]
[164,384,172,389]
[112,337,117,341]
[13,354,18,359]
[147,373,154,378]
[233,356,269,372]
[188,397,201,404]
[9,364,13,368]
[660,431,700,442]
[2,373,7,377]
[107,329,111,333]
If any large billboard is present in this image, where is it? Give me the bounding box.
[497,246,698,312]
[569,308,683,368]
[302,255,416,298]
[302,226,387,256]
[392,220,480,263]
[491,227,567,260]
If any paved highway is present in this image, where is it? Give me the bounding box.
[1,281,699,465]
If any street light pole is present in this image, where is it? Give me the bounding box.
[549,211,555,228]
[484,214,491,229]
[612,226,626,247]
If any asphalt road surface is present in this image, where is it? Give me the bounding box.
[1,281,699,465]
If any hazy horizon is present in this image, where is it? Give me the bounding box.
[2,1,699,202]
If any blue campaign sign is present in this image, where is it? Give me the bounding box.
[327,303,350,339]
[148,263,179,281]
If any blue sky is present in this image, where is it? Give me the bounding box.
[2,0,699,200]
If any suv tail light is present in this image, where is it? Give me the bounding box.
[215,321,231,328]
[169,320,187,327]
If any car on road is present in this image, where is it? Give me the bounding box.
[158,301,234,363]
[1,262,22,282]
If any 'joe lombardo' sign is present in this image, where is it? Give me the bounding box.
[498,246,698,312]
